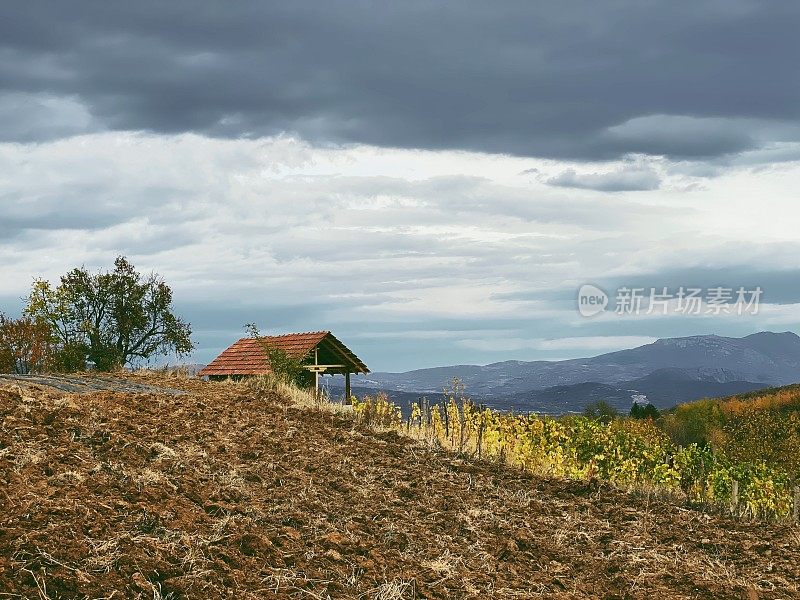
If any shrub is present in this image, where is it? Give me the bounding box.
[630,401,660,420]
[352,393,402,429]
[0,314,53,374]
[583,400,619,424]
[244,323,314,388]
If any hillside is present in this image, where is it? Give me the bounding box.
[1,375,799,599]
[495,370,766,414]
[660,382,800,476]
[339,332,800,413]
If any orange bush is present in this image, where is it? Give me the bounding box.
[0,314,53,374]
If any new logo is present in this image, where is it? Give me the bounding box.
[577,284,609,317]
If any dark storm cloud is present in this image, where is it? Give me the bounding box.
[1,1,799,159]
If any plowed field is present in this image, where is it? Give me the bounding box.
[1,375,798,599]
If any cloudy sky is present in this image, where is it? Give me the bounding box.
[2,1,800,371]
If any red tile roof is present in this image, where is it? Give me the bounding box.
[198,331,368,376]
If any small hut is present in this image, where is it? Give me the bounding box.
[198,331,369,399]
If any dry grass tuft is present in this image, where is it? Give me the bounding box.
[369,579,416,600]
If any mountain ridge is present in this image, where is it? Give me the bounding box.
[333,331,800,413]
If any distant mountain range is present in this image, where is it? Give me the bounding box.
[162,363,207,376]
[330,332,800,414]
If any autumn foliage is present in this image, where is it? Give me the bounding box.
[0,314,52,374]
[353,379,800,519]
[661,385,800,478]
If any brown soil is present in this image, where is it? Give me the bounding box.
[1,375,798,599]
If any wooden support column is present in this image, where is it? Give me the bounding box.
[314,349,319,395]
[345,371,351,403]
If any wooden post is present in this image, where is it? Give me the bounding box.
[314,349,319,397]
[793,486,799,522]
[344,371,351,403]
[731,479,739,515]
[477,419,484,460]
[458,403,465,454]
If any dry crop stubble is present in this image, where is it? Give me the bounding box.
[0,373,797,598]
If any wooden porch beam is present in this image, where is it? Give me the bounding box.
[320,338,366,374]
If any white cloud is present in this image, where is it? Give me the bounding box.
[1,131,800,368]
